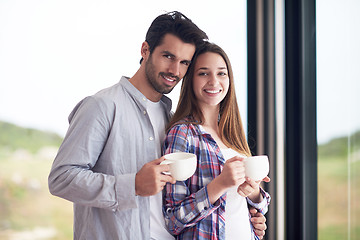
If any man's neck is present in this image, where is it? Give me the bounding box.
[129,68,163,102]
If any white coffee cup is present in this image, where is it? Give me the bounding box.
[244,155,269,181]
[160,152,197,181]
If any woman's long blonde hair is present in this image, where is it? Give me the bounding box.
[166,42,251,156]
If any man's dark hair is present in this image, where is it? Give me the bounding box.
[140,11,208,64]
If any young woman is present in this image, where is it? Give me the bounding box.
[162,42,271,239]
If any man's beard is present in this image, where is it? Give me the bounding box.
[145,55,179,95]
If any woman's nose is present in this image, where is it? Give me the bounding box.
[207,73,218,85]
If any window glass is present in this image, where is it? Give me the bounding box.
[317,0,360,239]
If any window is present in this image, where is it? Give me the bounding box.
[317,0,360,239]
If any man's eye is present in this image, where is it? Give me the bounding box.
[163,54,174,60]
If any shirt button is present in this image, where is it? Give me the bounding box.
[142,97,146,101]
[149,137,154,141]
[143,110,147,115]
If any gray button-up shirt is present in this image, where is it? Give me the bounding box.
[48,76,172,240]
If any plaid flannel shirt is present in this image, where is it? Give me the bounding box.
[162,121,271,240]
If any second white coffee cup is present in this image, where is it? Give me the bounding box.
[244,155,270,181]
[161,152,197,181]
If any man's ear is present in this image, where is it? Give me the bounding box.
[141,41,150,61]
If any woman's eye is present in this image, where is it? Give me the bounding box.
[198,72,208,76]
[218,72,227,76]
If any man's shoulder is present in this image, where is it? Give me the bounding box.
[93,80,127,100]
[70,80,126,115]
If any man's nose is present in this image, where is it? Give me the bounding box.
[168,62,180,76]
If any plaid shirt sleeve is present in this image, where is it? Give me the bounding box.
[162,124,223,236]
[247,187,271,215]
[247,188,271,239]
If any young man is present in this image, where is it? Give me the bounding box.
[48,11,206,239]
[48,11,267,239]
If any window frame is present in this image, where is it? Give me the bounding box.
[247,0,317,239]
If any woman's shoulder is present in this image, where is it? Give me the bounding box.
[168,119,200,136]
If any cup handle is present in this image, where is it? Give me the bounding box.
[160,159,173,175]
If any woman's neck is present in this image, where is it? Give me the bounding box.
[200,105,220,130]
[199,105,228,149]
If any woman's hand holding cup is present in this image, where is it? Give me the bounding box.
[218,156,246,189]
[237,155,270,201]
